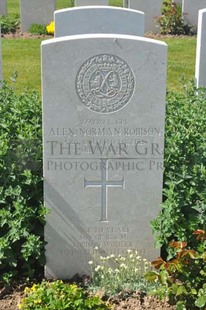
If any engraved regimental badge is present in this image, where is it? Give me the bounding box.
[76,54,135,113]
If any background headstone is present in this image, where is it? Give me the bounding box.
[195,8,206,88]
[55,7,144,37]
[124,0,162,33]
[20,0,56,32]
[75,0,108,6]
[42,33,167,278]
[182,0,206,26]
[0,0,7,16]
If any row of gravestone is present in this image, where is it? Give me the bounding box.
[2,0,206,33]
[1,0,160,33]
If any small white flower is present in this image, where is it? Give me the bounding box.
[94,246,98,250]
[95,265,101,272]
[108,268,113,274]
[119,257,126,261]
[88,261,93,265]
[129,254,134,258]
[120,263,127,269]
[115,268,120,273]
[127,249,132,254]
[110,254,115,258]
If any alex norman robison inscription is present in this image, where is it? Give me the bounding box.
[76,54,135,113]
[43,34,167,278]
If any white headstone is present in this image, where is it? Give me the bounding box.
[42,33,167,278]
[125,0,162,33]
[182,0,206,26]
[0,0,7,16]
[195,8,206,88]
[55,7,144,37]
[75,0,108,6]
[20,0,56,32]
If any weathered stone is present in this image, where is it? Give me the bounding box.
[55,7,144,37]
[20,0,55,32]
[42,33,167,278]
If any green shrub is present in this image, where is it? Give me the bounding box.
[18,280,111,310]
[28,23,47,35]
[156,0,195,35]
[145,230,206,309]
[0,78,46,284]
[152,83,206,256]
[0,14,20,34]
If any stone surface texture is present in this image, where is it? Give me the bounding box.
[55,7,144,37]
[75,0,108,6]
[182,0,206,26]
[195,8,206,88]
[0,0,7,15]
[125,0,162,33]
[20,0,56,32]
[42,33,167,278]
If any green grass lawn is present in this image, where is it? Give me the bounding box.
[2,37,196,94]
[4,0,196,94]
[7,0,123,17]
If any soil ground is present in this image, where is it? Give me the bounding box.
[0,284,176,310]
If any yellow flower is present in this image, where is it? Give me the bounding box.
[46,21,55,35]
[24,287,30,294]
[34,299,42,304]
[31,284,38,291]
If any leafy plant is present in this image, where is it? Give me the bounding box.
[0,77,45,284]
[28,23,47,35]
[152,83,206,256]
[145,230,206,309]
[156,0,194,35]
[89,248,155,296]
[0,14,20,34]
[18,280,111,310]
